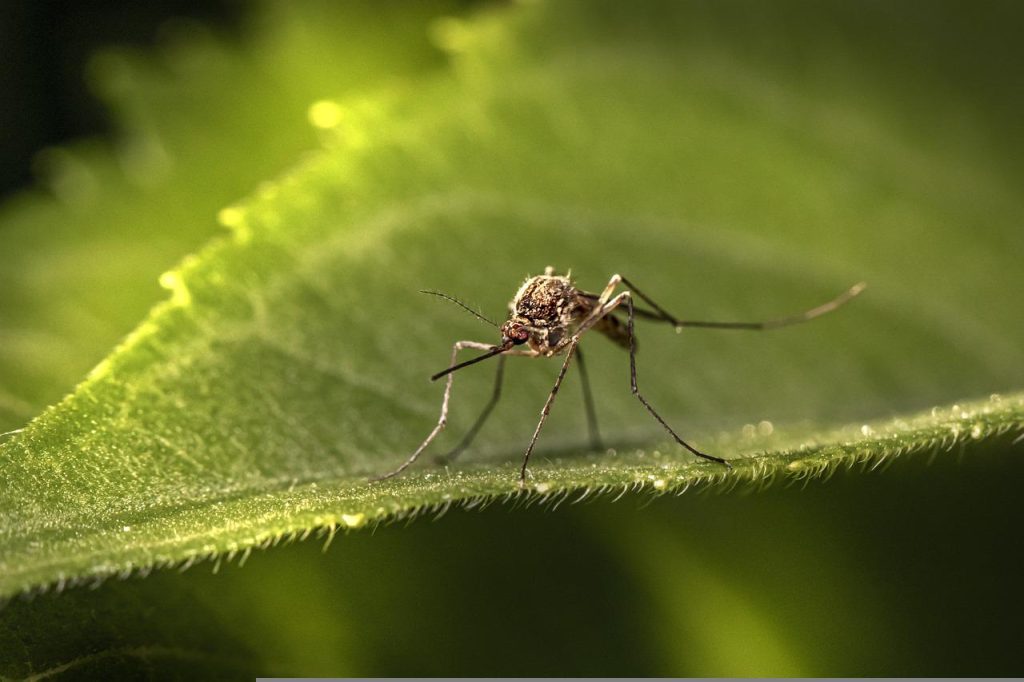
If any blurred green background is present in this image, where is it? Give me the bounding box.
[2,0,1023,677]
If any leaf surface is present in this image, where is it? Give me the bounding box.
[2,0,1024,601]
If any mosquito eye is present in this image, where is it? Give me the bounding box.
[509,327,529,345]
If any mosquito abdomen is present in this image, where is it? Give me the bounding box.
[593,314,631,349]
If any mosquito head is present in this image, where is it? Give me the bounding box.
[501,320,530,346]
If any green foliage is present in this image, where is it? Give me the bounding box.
[0,1,453,431]
[2,0,1023,677]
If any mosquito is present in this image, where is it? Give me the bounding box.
[373,267,865,486]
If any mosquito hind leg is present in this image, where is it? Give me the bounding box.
[371,340,494,481]
[617,276,865,331]
[618,276,684,327]
[595,274,623,305]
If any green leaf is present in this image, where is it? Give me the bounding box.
[5,455,1022,677]
[3,0,1024,611]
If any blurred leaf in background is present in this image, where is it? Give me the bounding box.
[0,0,459,430]
[1,0,1023,677]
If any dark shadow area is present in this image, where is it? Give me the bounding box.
[0,1,246,199]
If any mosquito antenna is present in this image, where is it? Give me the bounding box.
[420,290,500,329]
[431,344,510,382]
[674,282,867,330]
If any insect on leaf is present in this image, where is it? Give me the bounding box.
[2,0,1024,604]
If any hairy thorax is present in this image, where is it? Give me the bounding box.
[509,274,592,354]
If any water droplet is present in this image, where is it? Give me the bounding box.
[990,393,1003,403]
[742,424,756,438]
[308,100,345,130]
[219,208,252,241]
[757,420,774,436]
[340,513,366,529]
[971,424,984,439]
[158,270,191,307]
[652,479,667,490]
[534,482,551,494]
[860,424,874,437]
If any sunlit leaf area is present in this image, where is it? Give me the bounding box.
[1,0,1022,677]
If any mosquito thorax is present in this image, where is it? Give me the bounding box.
[510,274,587,329]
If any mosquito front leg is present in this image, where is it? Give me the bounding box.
[519,340,579,485]
[437,354,506,465]
[372,340,495,481]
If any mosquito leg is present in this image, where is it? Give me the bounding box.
[595,274,623,305]
[617,276,865,331]
[550,273,622,352]
[575,346,604,451]
[437,354,506,465]
[371,340,494,481]
[620,292,731,468]
[520,340,579,485]
[618,276,681,326]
